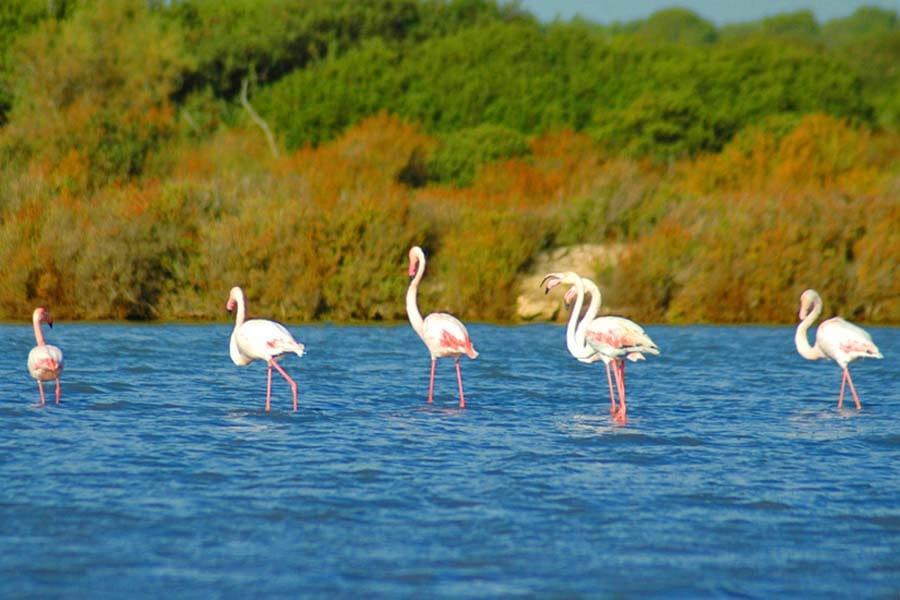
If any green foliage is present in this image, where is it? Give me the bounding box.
[168,0,411,98]
[721,10,820,42]
[168,0,520,101]
[821,7,898,47]
[426,124,530,186]
[822,8,900,129]
[617,8,718,45]
[1,0,190,188]
[259,15,875,161]
[592,88,715,159]
[254,38,402,148]
[0,0,64,124]
[592,39,873,159]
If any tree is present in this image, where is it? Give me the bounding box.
[1,0,190,188]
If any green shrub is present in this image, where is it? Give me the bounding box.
[426,124,530,186]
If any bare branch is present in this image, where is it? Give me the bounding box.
[240,77,279,159]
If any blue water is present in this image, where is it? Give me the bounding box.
[1,323,898,598]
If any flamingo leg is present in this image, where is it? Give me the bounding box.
[265,363,273,412]
[455,358,466,409]
[37,380,46,406]
[271,360,299,411]
[837,369,848,409]
[843,368,862,410]
[604,362,617,414]
[427,358,436,404]
[55,377,61,405]
[614,361,627,424]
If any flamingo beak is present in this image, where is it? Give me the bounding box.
[540,274,560,294]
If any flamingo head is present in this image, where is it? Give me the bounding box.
[226,286,244,313]
[33,307,53,328]
[798,289,820,320]
[408,246,425,280]
[540,271,580,295]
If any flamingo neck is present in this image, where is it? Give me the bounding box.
[406,258,426,341]
[576,279,602,350]
[795,296,824,360]
[232,292,246,329]
[565,278,593,359]
[32,314,46,347]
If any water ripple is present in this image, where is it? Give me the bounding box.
[0,323,898,598]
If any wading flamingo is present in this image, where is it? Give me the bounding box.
[406,246,478,408]
[795,289,882,409]
[543,272,658,423]
[27,307,63,406]
[227,286,305,412]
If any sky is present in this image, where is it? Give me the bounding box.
[519,0,900,25]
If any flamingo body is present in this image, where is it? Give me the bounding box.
[815,317,882,368]
[584,316,660,362]
[27,345,64,381]
[230,318,305,366]
[27,307,63,405]
[422,313,478,360]
[227,287,304,411]
[795,289,882,409]
[406,246,477,407]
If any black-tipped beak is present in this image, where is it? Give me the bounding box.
[540,274,558,294]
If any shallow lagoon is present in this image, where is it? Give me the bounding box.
[1,323,898,597]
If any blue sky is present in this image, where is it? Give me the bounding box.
[519,0,900,24]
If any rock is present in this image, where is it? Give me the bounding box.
[516,243,624,321]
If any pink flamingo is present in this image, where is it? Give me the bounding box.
[406,246,478,408]
[543,272,658,423]
[795,289,882,409]
[227,286,305,412]
[27,307,63,406]
[578,277,658,422]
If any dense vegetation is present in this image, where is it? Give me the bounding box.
[0,0,897,323]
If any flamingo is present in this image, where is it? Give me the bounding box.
[27,307,63,406]
[795,288,882,409]
[226,286,305,412]
[406,246,478,408]
[543,272,658,422]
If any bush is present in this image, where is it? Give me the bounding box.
[426,124,530,186]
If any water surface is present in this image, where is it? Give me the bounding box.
[1,323,898,597]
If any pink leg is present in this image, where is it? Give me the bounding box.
[55,377,61,405]
[265,364,273,412]
[837,369,847,409]
[455,358,466,409]
[37,381,46,406]
[605,362,617,414]
[843,368,862,410]
[427,358,436,404]
[271,360,298,411]
[614,361,627,423]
